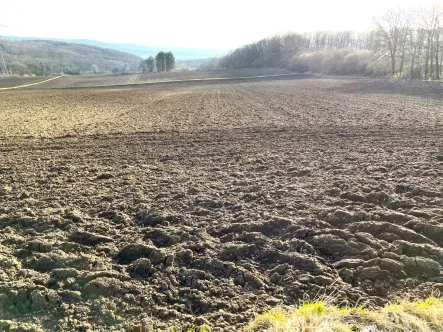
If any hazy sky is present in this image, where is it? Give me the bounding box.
[0,0,439,50]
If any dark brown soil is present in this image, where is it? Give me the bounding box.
[0,77,442,331]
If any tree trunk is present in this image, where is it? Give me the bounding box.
[399,56,404,77]
[430,45,434,79]
[425,47,430,79]
[436,37,441,80]
[391,54,396,76]
[440,50,443,77]
[410,46,417,79]
[416,52,422,79]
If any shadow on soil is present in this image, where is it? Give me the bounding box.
[325,78,443,100]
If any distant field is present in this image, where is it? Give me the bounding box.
[0,76,51,88]
[0,68,291,90]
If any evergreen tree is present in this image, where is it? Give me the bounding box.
[155,52,166,72]
[146,56,155,73]
[165,52,176,72]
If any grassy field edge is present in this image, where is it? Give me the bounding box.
[246,296,443,332]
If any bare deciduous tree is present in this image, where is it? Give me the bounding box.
[373,8,413,77]
[419,5,443,79]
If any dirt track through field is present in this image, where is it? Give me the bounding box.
[0,77,442,331]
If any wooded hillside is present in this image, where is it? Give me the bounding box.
[0,39,142,76]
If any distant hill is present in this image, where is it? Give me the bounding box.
[175,58,213,70]
[0,39,142,76]
[6,36,228,60]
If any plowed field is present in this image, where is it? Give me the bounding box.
[0,77,442,331]
[0,68,290,90]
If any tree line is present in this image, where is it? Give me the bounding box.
[206,5,443,80]
[139,51,175,73]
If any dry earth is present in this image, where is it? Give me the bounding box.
[0,76,442,331]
